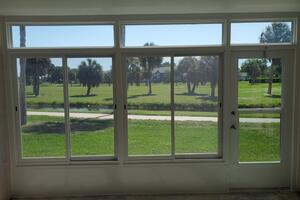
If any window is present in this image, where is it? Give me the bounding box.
[231,21,294,44]
[237,58,281,162]
[10,19,295,164]
[67,57,115,157]
[16,57,66,158]
[11,25,114,48]
[126,55,221,157]
[124,24,223,47]
[126,56,171,156]
[174,56,220,155]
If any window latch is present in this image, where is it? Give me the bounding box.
[230,125,237,130]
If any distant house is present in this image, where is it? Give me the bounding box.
[239,72,248,81]
[152,66,170,83]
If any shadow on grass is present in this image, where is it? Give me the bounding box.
[128,93,157,99]
[70,94,97,98]
[104,93,157,101]
[176,92,207,97]
[22,119,113,134]
[265,94,281,99]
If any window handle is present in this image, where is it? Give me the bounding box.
[230,125,237,130]
[231,111,235,115]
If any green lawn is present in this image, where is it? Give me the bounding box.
[22,115,280,162]
[22,82,281,161]
[25,81,281,110]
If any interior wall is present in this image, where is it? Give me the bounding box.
[0,21,10,200]
[0,0,300,16]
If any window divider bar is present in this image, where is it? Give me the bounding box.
[63,56,71,161]
[171,56,175,159]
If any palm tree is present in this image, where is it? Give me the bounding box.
[260,22,292,94]
[77,59,103,96]
[139,43,163,95]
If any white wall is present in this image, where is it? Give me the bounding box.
[0,0,299,16]
[0,21,10,200]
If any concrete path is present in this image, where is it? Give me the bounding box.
[27,111,280,123]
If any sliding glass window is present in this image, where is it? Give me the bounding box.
[67,57,115,158]
[16,57,66,158]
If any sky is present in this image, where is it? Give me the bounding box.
[12,22,292,70]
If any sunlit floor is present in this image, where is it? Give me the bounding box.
[13,192,300,200]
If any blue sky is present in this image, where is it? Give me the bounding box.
[12,22,291,70]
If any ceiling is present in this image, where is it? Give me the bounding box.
[0,0,299,16]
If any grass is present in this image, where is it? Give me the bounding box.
[22,115,280,161]
[21,82,281,160]
[25,81,281,110]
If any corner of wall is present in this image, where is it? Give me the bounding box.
[0,18,11,200]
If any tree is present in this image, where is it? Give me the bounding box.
[19,25,27,125]
[127,57,141,86]
[77,59,103,96]
[177,57,204,94]
[260,22,291,94]
[104,69,112,86]
[139,43,163,95]
[240,59,266,84]
[68,68,78,86]
[200,56,218,97]
[25,58,53,96]
[48,66,63,84]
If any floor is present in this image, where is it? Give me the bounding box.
[14,192,300,200]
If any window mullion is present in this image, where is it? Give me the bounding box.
[63,56,71,161]
[171,56,175,159]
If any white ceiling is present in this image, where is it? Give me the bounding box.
[0,0,299,16]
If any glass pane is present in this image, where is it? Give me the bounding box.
[124,24,222,47]
[238,58,282,162]
[67,57,114,157]
[231,21,293,44]
[127,57,171,156]
[17,57,66,158]
[12,25,114,48]
[174,56,219,154]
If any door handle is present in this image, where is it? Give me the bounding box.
[230,124,237,130]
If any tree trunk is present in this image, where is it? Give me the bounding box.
[191,83,196,94]
[86,86,91,96]
[147,61,152,95]
[267,62,274,95]
[187,81,191,94]
[211,85,216,97]
[33,74,40,96]
[19,25,27,125]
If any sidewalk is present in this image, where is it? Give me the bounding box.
[27,111,280,123]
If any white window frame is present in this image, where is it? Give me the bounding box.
[1,14,298,169]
